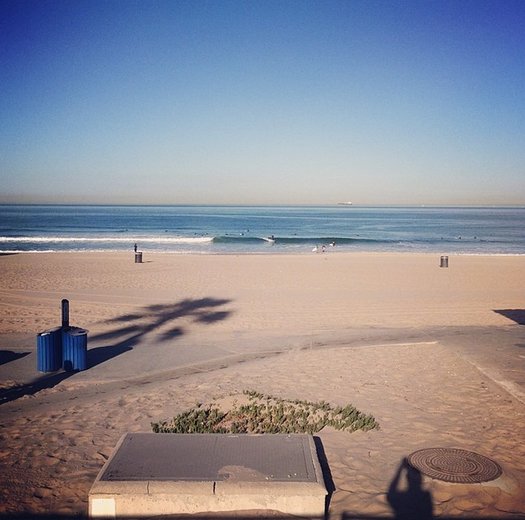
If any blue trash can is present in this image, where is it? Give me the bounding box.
[37,326,62,372]
[62,327,88,371]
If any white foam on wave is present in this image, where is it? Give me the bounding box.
[0,236,214,244]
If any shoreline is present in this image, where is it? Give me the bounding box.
[2,249,525,256]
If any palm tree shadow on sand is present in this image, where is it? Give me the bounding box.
[0,298,233,406]
[90,297,233,350]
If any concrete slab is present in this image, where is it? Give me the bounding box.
[89,433,328,518]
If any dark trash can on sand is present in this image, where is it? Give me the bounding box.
[62,327,88,371]
[37,326,62,372]
[135,252,143,263]
[440,255,449,268]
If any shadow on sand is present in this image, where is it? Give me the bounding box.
[0,370,74,406]
[386,458,432,519]
[90,297,232,349]
[314,436,336,517]
[342,513,525,520]
[494,309,525,325]
[0,350,30,366]
[0,298,232,406]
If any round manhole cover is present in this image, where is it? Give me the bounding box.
[407,448,502,483]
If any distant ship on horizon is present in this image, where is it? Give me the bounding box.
[337,201,353,206]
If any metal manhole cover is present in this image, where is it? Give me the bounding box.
[407,448,502,483]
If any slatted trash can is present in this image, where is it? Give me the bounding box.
[37,326,62,372]
[62,327,88,371]
[135,252,143,263]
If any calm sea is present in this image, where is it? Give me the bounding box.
[0,205,524,255]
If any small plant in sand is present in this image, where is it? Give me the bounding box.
[151,390,378,434]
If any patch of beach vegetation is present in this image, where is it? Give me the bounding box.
[151,390,378,434]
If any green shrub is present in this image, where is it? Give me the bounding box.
[152,391,378,434]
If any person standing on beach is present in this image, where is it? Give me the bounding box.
[134,243,137,253]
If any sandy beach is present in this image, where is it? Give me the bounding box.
[1,251,525,518]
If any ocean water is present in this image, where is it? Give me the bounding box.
[0,205,524,255]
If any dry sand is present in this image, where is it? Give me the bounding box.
[0,252,525,518]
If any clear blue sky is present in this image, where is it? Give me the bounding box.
[1,0,524,205]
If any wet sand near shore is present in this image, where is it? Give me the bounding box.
[0,252,524,518]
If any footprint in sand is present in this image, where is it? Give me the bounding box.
[33,486,54,499]
[42,454,64,466]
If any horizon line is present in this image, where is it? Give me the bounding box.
[1,202,524,209]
